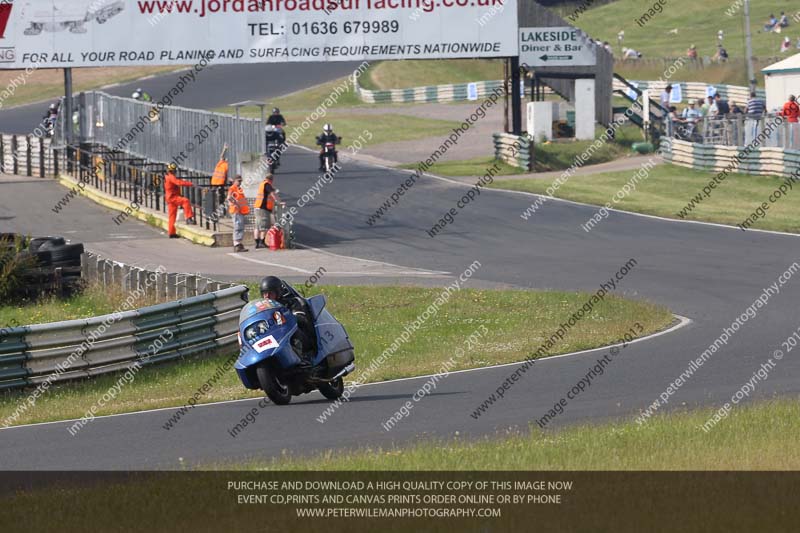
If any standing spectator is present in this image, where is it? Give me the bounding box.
[682,101,702,121]
[253,174,279,250]
[164,163,196,239]
[697,98,709,117]
[781,95,800,122]
[781,37,792,53]
[705,95,717,116]
[687,44,698,59]
[227,175,250,253]
[667,106,684,137]
[781,95,800,149]
[660,84,673,109]
[714,94,730,115]
[746,92,766,116]
[211,144,229,217]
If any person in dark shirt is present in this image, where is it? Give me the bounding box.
[266,107,286,127]
[714,94,730,115]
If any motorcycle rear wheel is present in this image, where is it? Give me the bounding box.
[257,364,292,405]
[318,377,345,400]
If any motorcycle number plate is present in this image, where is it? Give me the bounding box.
[253,335,278,353]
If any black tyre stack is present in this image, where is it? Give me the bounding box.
[3,234,85,299]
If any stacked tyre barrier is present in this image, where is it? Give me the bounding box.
[660,137,800,179]
[355,79,538,104]
[493,133,533,171]
[0,284,249,391]
[0,134,57,178]
[611,80,765,107]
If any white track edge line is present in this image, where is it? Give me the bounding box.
[0,314,690,432]
[291,144,800,239]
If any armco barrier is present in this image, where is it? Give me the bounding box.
[660,137,800,179]
[0,254,249,391]
[0,284,248,391]
[494,133,532,171]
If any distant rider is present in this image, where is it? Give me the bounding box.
[267,107,286,128]
[42,103,59,136]
[132,88,152,102]
[43,102,59,122]
[316,124,341,172]
[260,276,316,359]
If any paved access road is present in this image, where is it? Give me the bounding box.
[1,146,799,469]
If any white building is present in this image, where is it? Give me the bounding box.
[763,54,800,113]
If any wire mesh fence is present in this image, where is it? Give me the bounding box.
[58,91,264,175]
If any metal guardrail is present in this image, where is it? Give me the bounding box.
[0,253,248,391]
[0,284,249,391]
[493,133,532,171]
[666,115,796,149]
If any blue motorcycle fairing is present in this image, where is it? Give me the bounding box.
[234,295,355,391]
[234,299,302,388]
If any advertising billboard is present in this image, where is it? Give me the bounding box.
[0,0,518,68]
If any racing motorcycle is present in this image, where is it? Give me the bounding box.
[265,126,284,173]
[321,137,340,173]
[235,288,355,405]
[43,116,56,138]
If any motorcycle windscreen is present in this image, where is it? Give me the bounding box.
[237,302,298,368]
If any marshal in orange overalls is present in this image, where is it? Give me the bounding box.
[164,170,195,236]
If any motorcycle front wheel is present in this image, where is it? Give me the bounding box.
[257,364,292,405]
[318,377,345,400]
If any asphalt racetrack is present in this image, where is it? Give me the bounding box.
[1,144,799,469]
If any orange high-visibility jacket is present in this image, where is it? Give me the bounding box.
[164,172,193,201]
[211,159,228,186]
[228,184,250,215]
[255,180,275,211]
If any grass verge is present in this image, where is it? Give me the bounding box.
[491,163,800,233]
[398,157,522,177]
[235,397,800,470]
[215,77,459,148]
[361,59,504,90]
[531,124,642,171]
[0,284,672,427]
